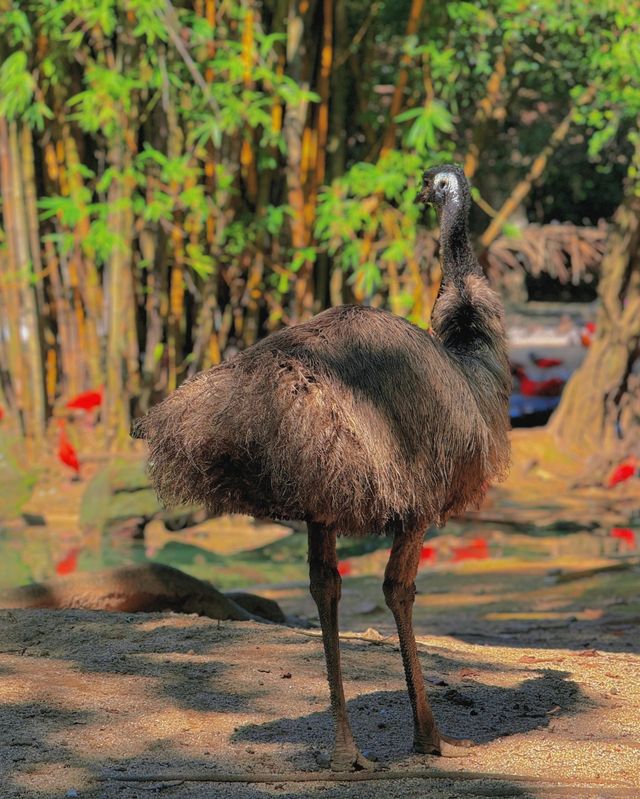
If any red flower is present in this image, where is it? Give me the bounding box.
[337,561,352,576]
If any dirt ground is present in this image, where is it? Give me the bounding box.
[1,429,639,798]
[1,565,639,799]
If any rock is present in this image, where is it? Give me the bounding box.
[225,591,286,623]
[0,432,36,519]
[21,512,46,526]
[106,515,146,539]
[79,457,201,535]
[0,563,281,623]
[145,514,291,556]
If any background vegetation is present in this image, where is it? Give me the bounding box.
[0,0,639,456]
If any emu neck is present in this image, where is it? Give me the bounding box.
[439,202,481,289]
[432,199,507,366]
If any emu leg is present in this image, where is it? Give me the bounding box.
[383,529,473,757]
[308,523,374,772]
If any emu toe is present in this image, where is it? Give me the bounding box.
[330,748,377,772]
[415,733,475,758]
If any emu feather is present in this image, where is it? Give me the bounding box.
[134,289,510,536]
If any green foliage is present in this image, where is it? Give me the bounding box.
[0,0,638,415]
[0,52,36,121]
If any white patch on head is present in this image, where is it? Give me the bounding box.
[435,172,461,205]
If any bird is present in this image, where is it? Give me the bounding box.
[66,387,103,413]
[580,321,596,347]
[57,420,81,476]
[529,353,563,369]
[610,527,636,549]
[608,458,638,487]
[132,163,512,771]
[452,536,489,562]
[55,546,81,576]
[511,364,565,397]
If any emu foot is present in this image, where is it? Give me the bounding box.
[414,733,474,758]
[330,748,377,772]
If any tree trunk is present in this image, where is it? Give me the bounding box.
[548,180,640,461]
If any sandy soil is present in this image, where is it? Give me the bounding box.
[1,429,639,798]
[1,596,638,799]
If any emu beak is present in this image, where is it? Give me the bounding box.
[433,186,446,205]
[415,183,431,206]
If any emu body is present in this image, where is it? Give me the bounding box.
[133,164,511,770]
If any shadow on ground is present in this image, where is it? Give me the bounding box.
[1,608,611,799]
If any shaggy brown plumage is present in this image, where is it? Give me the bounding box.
[133,280,510,537]
[133,163,512,770]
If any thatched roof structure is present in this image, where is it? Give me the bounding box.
[484,222,608,285]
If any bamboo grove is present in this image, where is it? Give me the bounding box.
[0,0,639,449]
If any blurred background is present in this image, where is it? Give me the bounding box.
[0,0,638,632]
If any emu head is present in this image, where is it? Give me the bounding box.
[416,164,470,215]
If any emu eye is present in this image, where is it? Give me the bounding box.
[437,178,447,190]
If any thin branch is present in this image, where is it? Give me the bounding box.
[379,0,426,157]
[334,2,381,69]
[479,85,597,250]
[159,0,221,116]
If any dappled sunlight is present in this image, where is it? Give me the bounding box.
[483,610,604,622]
[1,610,638,797]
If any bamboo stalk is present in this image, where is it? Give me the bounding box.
[167,226,185,393]
[283,0,318,321]
[106,197,126,446]
[0,120,28,427]
[64,127,103,389]
[139,231,166,412]
[379,0,425,156]
[44,239,65,397]
[7,121,46,442]
[20,126,47,333]
[48,129,84,399]
[327,0,348,182]
[105,134,135,449]
[313,0,333,191]
[463,48,509,180]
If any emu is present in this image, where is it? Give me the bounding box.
[132,164,511,771]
